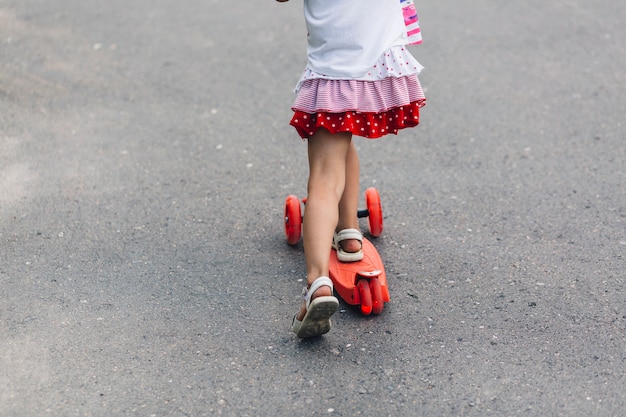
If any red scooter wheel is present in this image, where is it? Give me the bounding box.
[284,195,302,245]
[365,188,383,237]
[357,279,373,316]
[370,277,384,315]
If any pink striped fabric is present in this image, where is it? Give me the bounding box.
[400,0,422,45]
[292,74,426,114]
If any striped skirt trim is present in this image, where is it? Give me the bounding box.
[292,74,426,114]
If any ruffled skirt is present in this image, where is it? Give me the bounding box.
[290,47,426,139]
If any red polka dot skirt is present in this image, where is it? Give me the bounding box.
[290,102,423,139]
[289,72,426,139]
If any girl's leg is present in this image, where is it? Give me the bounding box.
[296,129,352,321]
[336,140,361,253]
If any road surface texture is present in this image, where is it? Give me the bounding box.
[1,0,625,416]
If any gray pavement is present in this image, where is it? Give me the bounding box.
[1,0,625,416]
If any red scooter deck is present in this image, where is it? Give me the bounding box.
[329,237,390,315]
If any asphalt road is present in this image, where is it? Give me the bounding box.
[1,0,625,416]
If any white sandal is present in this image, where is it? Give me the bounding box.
[333,228,364,262]
[292,276,339,338]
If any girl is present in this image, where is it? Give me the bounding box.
[277,0,426,338]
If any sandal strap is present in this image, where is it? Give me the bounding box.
[334,228,363,244]
[304,276,333,309]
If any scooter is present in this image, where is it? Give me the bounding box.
[284,188,390,315]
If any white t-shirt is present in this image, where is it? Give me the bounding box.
[304,0,408,79]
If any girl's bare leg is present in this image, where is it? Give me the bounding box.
[296,129,352,321]
[337,140,361,253]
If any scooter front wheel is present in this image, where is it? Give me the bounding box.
[284,195,302,245]
[365,187,383,237]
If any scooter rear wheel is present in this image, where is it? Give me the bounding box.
[357,279,373,316]
[370,277,384,315]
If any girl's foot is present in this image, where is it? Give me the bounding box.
[292,277,339,338]
[295,281,333,321]
[339,238,362,253]
[333,229,364,262]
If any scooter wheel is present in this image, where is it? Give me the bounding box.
[284,195,302,245]
[357,279,373,316]
[370,278,384,315]
[365,187,383,237]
